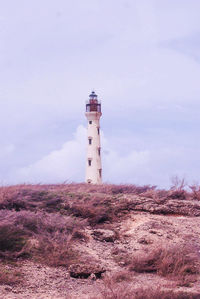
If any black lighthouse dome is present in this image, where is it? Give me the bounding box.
[89,91,98,99]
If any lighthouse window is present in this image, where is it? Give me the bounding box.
[98,147,101,155]
[97,127,100,135]
[88,159,92,166]
[89,121,92,124]
[89,138,92,145]
[99,169,102,178]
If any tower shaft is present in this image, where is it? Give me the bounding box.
[85,92,102,184]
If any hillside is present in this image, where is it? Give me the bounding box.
[0,183,200,299]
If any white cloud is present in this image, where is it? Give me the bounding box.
[14,126,87,184]
[103,145,200,188]
[10,125,200,188]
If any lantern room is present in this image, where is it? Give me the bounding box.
[86,91,101,113]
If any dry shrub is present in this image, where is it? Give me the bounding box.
[72,230,89,241]
[0,183,157,201]
[0,184,150,226]
[129,252,157,273]
[26,212,84,266]
[0,186,23,204]
[99,287,199,299]
[156,245,198,277]
[109,184,156,195]
[0,210,84,236]
[170,176,187,191]
[141,188,169,200]
[0,264,23,286]
[167,190,187,201]
[135,289,199,299]
[35,230,77,267]
[0,210,86,266]
[167,176,188,200]
[189,184,200,201]
[0,183,197,225]
[0,212,29,258]
[110,270,132,283]
[34,216,84,267]
[0,226,27,253]
[98,276,199,299]
[55,183,155,195]
[132,289,199,299]
[68,197,114,225]
[0,185,64,212]
[99,275,135,299]
[129,244,199,283]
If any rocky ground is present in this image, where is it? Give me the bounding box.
[0,184,200,298]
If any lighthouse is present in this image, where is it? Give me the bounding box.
[85,91,102,184]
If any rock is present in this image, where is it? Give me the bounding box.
[69,262,106,279]
[65,272,70,279]
[92,229,116,242]
[27,238,40,249]
[89,273,96,280]
[114,240,120,244]
[125,197,200,217]
[4,287,12,292]
[138,237,152,245]
[149,230,162,236]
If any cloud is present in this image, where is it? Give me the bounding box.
[10,125,200,188]
[103,145,200,188]
[11,126,152,185]
[14,126,87,184]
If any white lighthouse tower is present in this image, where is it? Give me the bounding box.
[85,91,102,184]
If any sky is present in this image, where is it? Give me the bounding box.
[1,0,200,188]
